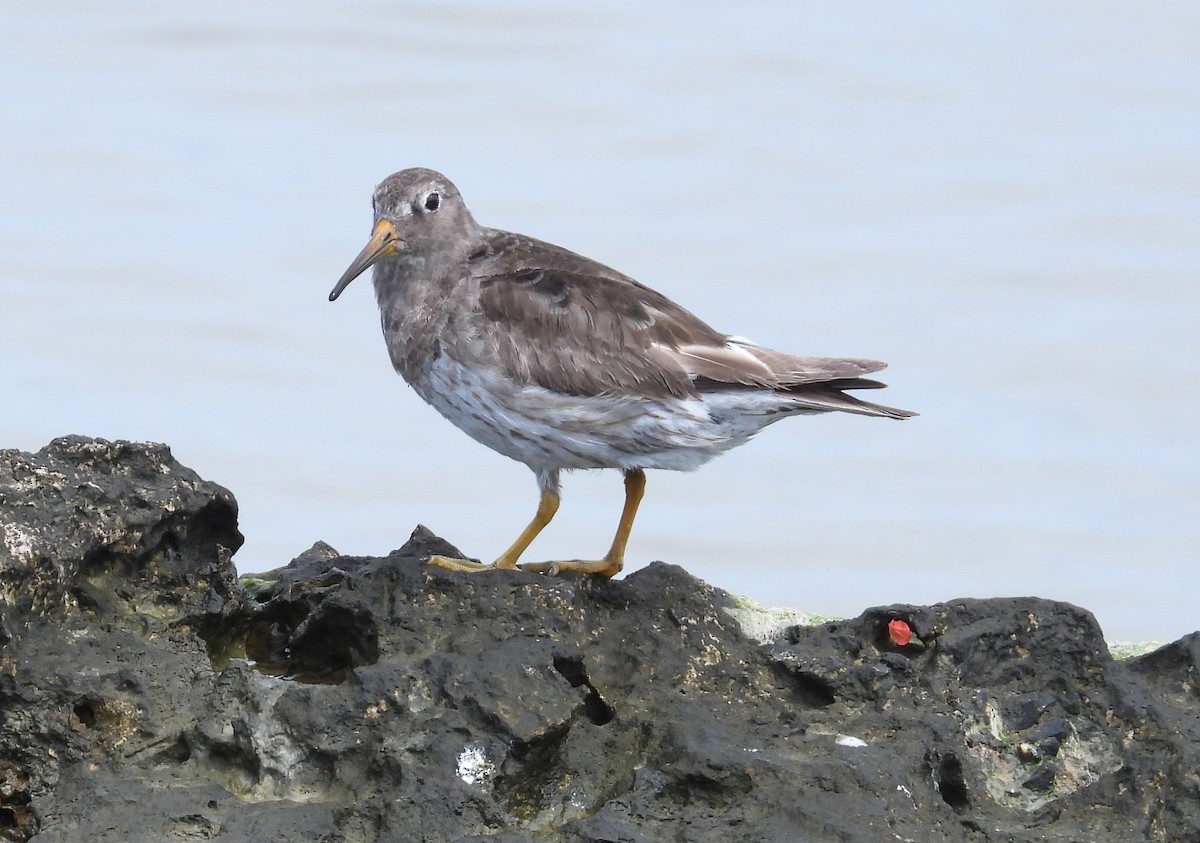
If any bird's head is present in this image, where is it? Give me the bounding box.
[329,168,478,301]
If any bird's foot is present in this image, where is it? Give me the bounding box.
[519,557,622,579]
[425,555,515,573]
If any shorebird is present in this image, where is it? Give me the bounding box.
[329,168,914,578]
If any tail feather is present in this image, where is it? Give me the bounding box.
[670,337,916,419]
[784,380,917,419]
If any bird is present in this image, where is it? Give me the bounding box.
[329,168,915,578]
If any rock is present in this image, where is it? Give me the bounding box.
[2,437,1199,842]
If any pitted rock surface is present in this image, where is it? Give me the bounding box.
[2,437,1198,842]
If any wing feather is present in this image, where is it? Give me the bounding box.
[468,229,913,418]
[474,233,720,399]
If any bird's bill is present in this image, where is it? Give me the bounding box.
[328,219,403,301]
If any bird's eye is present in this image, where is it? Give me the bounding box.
[424,192,440,212]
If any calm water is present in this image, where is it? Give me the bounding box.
[4,3,1198,643]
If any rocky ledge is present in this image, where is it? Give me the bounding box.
[1,436,1198,842]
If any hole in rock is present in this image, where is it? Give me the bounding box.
[552,655,587,687]
[791,670,837,708]
[552,655,614,726]
[770,663,836,708]
[72,700,97,729]
[935,753,969,811]
[0,804,35,843]
[244,600,379,683]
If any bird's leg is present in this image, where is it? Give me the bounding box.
[520,469,646,579]
[492,491,560,568]
[426,489,560,573]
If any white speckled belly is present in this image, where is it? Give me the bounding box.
[407,354,803,476]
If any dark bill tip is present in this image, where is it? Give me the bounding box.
[329,263,365,300]
[328,272,356,302]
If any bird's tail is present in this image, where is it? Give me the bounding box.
[783,378,917,419]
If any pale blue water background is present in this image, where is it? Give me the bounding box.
[4,3,1197,643]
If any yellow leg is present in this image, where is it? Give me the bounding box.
[520,469,646,579]
[426,489,560,573]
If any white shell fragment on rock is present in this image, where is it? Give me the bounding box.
[456,742,495,786]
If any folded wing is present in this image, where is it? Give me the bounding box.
[472,231,914,419]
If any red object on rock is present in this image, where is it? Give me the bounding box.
[888,619,914,647]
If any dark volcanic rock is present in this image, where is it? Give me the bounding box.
[0,437,245,842]
[2,438,1199,842]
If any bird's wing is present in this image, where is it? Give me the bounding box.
[472,231,896,402]
[662,339,888,390]
[473,241,714,399]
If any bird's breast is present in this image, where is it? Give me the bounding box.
[377,300,448,384]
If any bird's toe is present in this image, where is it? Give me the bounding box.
[425,554,491,572]
[519,558,622,579]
